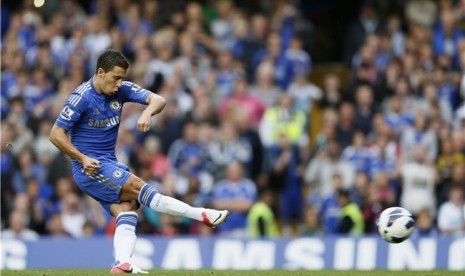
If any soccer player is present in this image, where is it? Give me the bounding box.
[49,49,229,274]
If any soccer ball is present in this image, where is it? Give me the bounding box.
[377,207,415,244]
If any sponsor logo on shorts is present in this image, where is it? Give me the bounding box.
[110,100,121,111]
[113,169,123,179]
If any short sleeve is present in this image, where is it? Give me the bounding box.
[119,81,151,105]
[55,94,88,131]
[243,180,257,201]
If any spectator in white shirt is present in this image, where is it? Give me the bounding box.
[2,210,39,241]
[438,185,465,235]
[400,146,437,216]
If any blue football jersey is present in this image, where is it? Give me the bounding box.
[55,80,150,165]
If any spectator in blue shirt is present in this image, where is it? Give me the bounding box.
[212,162,257,236]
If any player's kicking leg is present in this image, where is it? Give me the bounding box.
[120,175,229,228]
[109,201,148,274]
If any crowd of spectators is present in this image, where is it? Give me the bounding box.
[1,0,464,240]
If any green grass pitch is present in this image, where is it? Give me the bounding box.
[1,270,464,276]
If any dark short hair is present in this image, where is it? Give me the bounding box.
[337,188,351,198]
[95,49,129,73]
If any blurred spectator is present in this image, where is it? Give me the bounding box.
[411,208,439,238]
[437,185,465,235]
[33,119,60,166]
[168,122,214,177]
[210,0,235,50]
[47,213,68,237]
[267,134,304,233]
[213,162,257,236]
[401,114,438,162]
[341,131,371,173]
[446,163,465,200]
[320,73,343,110]
[384,95,414,139]
[432,10,463,69]
[299,206,322,236]
[336,188,365,235]
[60,193,86,238]
[12,147,47,193]
[313,174,342,234]
[82,221,97,237]
[366,134,398,180]
[249,60,282,108]
[354,84,379,135]
[218,75,265,127]
[305,139,355,197]
[247,188,279,238]
[344,2,384,66]
[400,146,437,216]
[386,15,406,57]
[288,71,322,115]
[259,93,306,147]
[215,50,239,99]
[233,112,264,181]
[145,136,170,181]
[283,36,312,89]
[208,120,251,179]
[2,210,39,241]
[437,138,465,184]
[335,102,356,148]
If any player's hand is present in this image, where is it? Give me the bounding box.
[137,111,152,132]
[82,157,101,175]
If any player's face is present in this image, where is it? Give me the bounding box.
[97,66,127,96]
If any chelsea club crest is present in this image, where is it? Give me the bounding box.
[110,100,121,111]
[113,169,123,178]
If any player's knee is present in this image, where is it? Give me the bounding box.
[126,177,144,193]
[111,200,139,216]
[120,176,144,201]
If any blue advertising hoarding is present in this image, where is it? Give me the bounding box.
[1,235,464,270]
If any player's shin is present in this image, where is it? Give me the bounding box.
[114,211,138,264]
[137,183,204,221]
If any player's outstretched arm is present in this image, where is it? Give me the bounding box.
[137,93,166,132]
[49,124,101,174]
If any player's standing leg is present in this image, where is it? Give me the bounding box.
[110,201,147,274]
